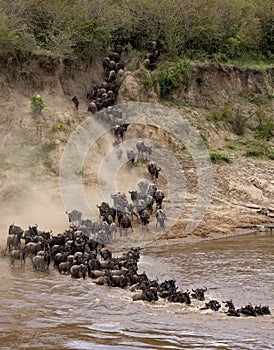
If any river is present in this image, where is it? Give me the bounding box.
[0,231,273,350]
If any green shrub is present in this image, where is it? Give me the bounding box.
[207,106,248,135]
[267,149,274,160]
[30,94,45,115]
[153,59,190,99]
[209,151,231,163]
[245,142,269,157]
[254,109,274,140]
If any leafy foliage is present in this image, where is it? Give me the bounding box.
[153,59,190,99]
[209,150,231,163]
[30,94,45,115]
[0,0,272,62]
[207,105,250,135]
[254,109,274,141]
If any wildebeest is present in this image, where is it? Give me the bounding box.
[87,101,98,114]
[155,209,167,230]
[58,260,72,275]
[158,279,178,299]
[8,224,24,236]
[6,234,21,253]
[200,299,221,311]
[136,141,152,160]
[191,287,207,301]
[238,303,256,317]
[132,287,159,302]
[147,161,161,180]
[140,209,150,231]
[72,96,79,109]
[127,150,136,164]
[32,254,49,272]
[167,290,191,304]
[119,213,133,236]
[223,299,240,317]
[100,247,112,261]
[254,304,271,316]
[137,179,150,195]
[154,189,165,209]
[9,249,25,267]
[128,190,138,202]
[24,241,42,262]
[70,264,87,279]
[66,210,82,226]
[113,122,130,142]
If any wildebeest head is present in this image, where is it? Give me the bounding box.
[128,190,138,202]
[9,224,24,236]
[191,287,207,301]
[222,299,235,310]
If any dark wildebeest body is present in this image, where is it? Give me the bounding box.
[136,141,152,160]
[72,96,79,109]
[155,209,167,230]
[119,213,133,236]
[147,161,161,180]
[9,224,24,236]
[167,290,191,304]
[200,300,221,311]
[222,299,241,317]
[127,150,136,164]
[154,190,165,209]
[113,122,130,142]
[191,287,207,301]
[66,210,82,227]
[140,210,150,231]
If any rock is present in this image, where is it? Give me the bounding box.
[117,70,159,104]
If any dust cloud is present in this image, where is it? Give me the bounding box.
[0,181,68,247]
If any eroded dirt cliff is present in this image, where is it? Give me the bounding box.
[0,53,273,245]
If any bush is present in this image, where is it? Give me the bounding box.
[30,94,45,115]
[153,59,190,99]
[254,109,274,140]
[209,151,231,163]
[207,106,248,135]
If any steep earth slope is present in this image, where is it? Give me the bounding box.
[0,54,273,246]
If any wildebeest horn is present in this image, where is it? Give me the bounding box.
[192,288,196,292]
[203,287,207,291]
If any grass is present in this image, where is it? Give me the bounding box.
[209,150,231,163]
[225,137,273,159]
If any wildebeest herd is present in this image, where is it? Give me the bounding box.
[72,32,162,118]
[3,221,271,317]
[3,32,271,318]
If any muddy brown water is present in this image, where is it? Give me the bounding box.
[0,232,273,350]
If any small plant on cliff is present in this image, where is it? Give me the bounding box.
[30,95,45,115]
